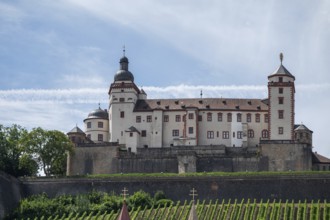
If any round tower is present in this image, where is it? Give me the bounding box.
[84,105,109,142]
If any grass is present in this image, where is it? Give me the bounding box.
[21,171,330,180]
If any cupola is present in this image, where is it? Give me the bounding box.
[114,49,134,82]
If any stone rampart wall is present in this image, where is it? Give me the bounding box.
[21,174,330,202]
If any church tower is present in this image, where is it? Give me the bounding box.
[108,52,140,144]
[268,53,295,140]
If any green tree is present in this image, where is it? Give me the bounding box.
[0,124,37,177]
[24,127,74,176]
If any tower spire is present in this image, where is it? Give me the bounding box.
[280,52,283,65]
[123,45,126,57]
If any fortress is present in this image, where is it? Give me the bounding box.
[66,53,329,175]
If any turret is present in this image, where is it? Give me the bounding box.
[84,105,109,142]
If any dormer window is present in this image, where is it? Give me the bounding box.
[279,77,283,82]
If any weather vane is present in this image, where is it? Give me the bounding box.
[123,45,126,56]
[280,52,283,64]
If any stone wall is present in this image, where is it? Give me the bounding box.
[21,174,330,202]
[67,145,119,175]
[0,172,21,219]
[260,141,312,171]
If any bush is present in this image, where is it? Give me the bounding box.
[128,190,153,209]
[154,190,166,201]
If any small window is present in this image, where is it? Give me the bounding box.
[233,132,235,138]
[164,115,169,122]
[279,97,284,104]
[278,110,284,119]
[279,88,283,94]
[147,115,152,122]
[237,131,243,139]
[175,115,181,122]
[98,121,103,128]
[207,113,212,121]
[222,131,229,139]
[237,113,242,122]
[130,132,133,137]
[255,114,260,123]
[227,113,232,122]
[217,131,219,137]
[98,134,103,141]
[119,98,125,102]
[264,114,269,123]
[172,129,179,137]
[198,115,202,121]
[279,77,283,82]
[188,113,194,119]
[207,131,214,139]
[87,122,91,128]
[120,111,125,118]
[141,130,147,137]
[248,129,254,138]
[218,113,222,122]
[188,127,194,134]
[136,116,141,123]
[247,113,251,123]
[262,129,269,138]
[278,127,284,134]
[87,134,91,139]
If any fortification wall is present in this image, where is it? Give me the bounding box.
[0,172,21,219]
[67,146,119,175]
[21,174,330,202]
[260,142,312,171]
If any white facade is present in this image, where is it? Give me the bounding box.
[84,54,296,152]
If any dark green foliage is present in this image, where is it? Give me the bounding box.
[153,190,166,201]
[8,190,172,219]
[128,190,153,209]
[0,124,73,177]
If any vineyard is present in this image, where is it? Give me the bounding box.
[15,199,330,220]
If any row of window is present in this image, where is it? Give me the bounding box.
[134,113,270,123]
[87,134,104,141]
[87,121,104,129]
[130,127,285,139]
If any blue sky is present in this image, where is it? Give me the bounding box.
[1,1,330,156]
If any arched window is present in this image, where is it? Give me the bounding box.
[248,129,254,138]
[262,129,269,138]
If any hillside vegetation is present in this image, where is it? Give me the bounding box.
[8,191,330,220]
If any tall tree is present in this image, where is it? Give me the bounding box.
[0,124,38,177]
[24,128,74,176]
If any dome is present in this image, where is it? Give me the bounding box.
[114,70,134,82]
[114,56,134,82]
[85,107,109,121]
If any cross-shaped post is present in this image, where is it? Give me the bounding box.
[189,188,198,203]
[121,187,129,201]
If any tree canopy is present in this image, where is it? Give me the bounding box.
[0,124,74,177]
